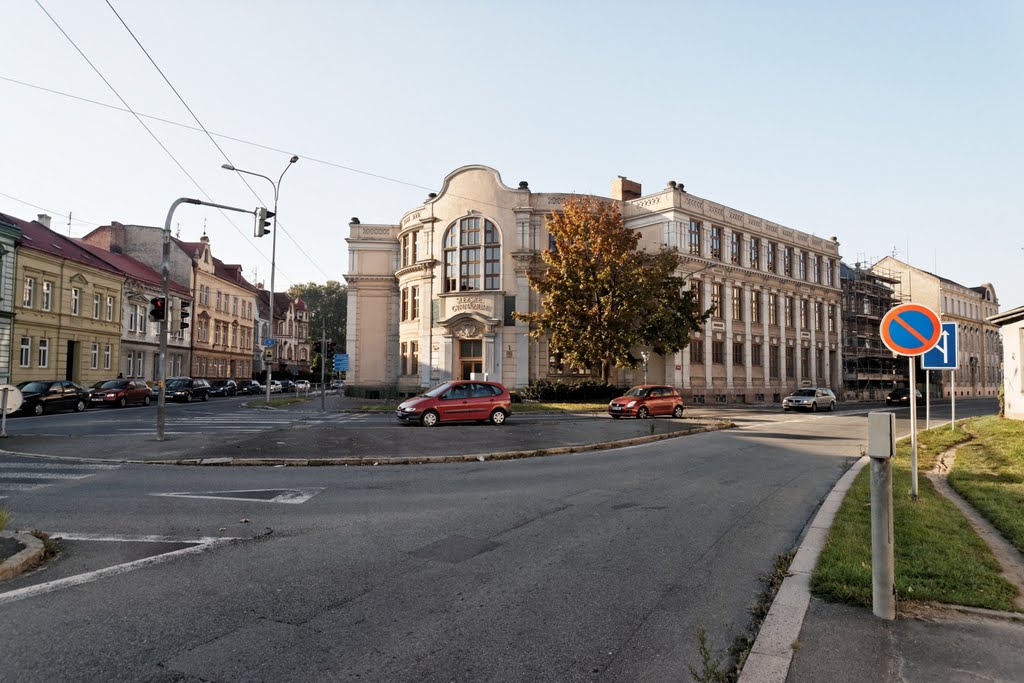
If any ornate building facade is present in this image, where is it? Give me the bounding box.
[346,165,843,403]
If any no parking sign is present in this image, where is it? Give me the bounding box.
[880,304,941,356]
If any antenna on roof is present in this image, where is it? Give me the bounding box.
[67,211,72,236]
[175,222,181,238]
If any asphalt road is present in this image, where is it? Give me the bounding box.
[0,398,998,681]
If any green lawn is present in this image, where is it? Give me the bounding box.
[812,422,1018,611]
[949,416,1024,554]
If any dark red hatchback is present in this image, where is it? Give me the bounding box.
[396,380,512,427]
[608,385,685,419]
[89,379,152,408]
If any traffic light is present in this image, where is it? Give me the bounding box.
[149,296,166,322]
[263,348,273,361]
[254,207,274,237]
[313,340,322,354]
[326,339,335,357]
[179,298,191,330]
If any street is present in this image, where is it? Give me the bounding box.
[0,399,998,681]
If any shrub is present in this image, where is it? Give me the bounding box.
[520,378,623,402]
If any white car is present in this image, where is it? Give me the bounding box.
[294,380,311,392]
[269,380,283,394]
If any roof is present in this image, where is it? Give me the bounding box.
[73,240,190,296]
[988,305,1024,327]
[171,236,259,293]
[0,212,122,276]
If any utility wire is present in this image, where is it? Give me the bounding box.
[0,190,100,228]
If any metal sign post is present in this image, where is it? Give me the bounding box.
[922,322,959,432]
[879,303,942,501]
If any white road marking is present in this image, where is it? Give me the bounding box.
[0,534,239,606]
[0,483,48,491]
[0,462,120,470]
[0,472,94,480]
[151,487,325,504]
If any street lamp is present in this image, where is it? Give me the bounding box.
[641,350,650,384]
[222,155,299,404]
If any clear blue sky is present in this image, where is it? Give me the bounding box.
[2,1,1021,308]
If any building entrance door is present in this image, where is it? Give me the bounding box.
[459,339,482,380]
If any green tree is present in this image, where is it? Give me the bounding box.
[288,280,347,374]
[516,196,709,383]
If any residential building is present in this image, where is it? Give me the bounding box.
[0,215,22,385]
[345,165,844,403]
[988,305,1024,420]
[873,256,1001,397]
[6,213,124,386]
[840,262,906,400]
[258,291,310,377]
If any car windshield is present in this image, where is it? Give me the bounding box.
[623,386,648,397]
[211,380,229,386]
[166,379,190,389]
[93,380,126,390]
[17,381,50,393]
[422,381,455,398]
[794,389,817,397]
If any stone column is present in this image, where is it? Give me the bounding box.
[779,294,788,385]
[809,299,818,386]
[724,282,734,389]
[744,285,753,389]
[794,296,804,387]
[704,279,714,388]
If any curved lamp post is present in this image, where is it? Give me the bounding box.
[221,156,299,404]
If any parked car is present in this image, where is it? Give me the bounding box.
[886,387,923,406]
[147,380,161,399]
[395,380,511,427]
[14,380,90,416]
[330,379,345,391]
[235,379,263,395]
[208,379,238,397]
[278,379,296,393]
[607,385,685,419]
[269,380,283,394]
[164,377,211,402]
[88,379,151,408]
[783,387,837,412]
[294,379,311,392]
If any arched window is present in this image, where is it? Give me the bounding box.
[443,217,500,292]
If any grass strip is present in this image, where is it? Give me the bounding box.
[948,416,1024,554]
[812,423,1016,611]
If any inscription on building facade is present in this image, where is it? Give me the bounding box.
[451,296,493,314]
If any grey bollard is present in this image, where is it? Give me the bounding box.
[868,411,896,620]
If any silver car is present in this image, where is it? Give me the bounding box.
[782,387,836,412]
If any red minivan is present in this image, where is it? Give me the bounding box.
[608,384,685,419]
[396,380,512,427]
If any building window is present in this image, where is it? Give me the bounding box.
[812,255,821,284]
[752,291,762,324]
[137,304,147,333]
[712,341,725,364]
[733,342,744,365]
[688,219,701,255]
[72,288,81,315]
[798,252,807,280]
[784,297,793,328]
[411,341,419,374]
[233,297,239,316]
[732,287,742,321]
[38,338,48,368]
[104,344,112,370]
[443,217,500,293]
[783,247,793,276]
[690,339,704,363]
[401,288,409,321]
[800,300,808,328]
[125,350,135,377]
[801,349,810,378]
[401,233,412,268]
[767,243,776,273]
[786,347,795,378]
[752,345,763,367]
[411,286,420,320]
[232,326,238,348]
[711,283,723,319]
[749,237,760,269]
[768,293,778,326]
[129,306,137,331]
[730,232,742,264]
[23,277,35,308]
[90,343,99,370]
[770,346,780,378]
[814,302,823,330]
[690,279,703,312]
[816,348,824,377]
[42,281,52,311]
[20,337,31,367]
[828,304,836,332]
[710,226,722,260]
[107,296,114,321]
[93,293,101,318]
[400,342,408,374]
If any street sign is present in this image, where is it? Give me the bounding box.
[263,339,275,347]
[921,322,958,370]
[333,353,349,372]
[880,303,942,356]
[0,385,23,415]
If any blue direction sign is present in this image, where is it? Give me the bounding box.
[333,353,349,372]
[880,303,942,356]
[921,322,958,370]
[263,338,275,346]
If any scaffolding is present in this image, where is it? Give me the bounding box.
[841,262,908,400]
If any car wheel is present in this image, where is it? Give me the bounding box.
[672,405,684,418]
[637,406,650,419]
[185,393,193,403]
[811,402,818,413]
[829,401,836,412]
[489,409,507,425]
[33,403,45,416]
[202,393,209,402]
[117,397,127,408]
[143,396,151,406]
[420,410,439,427]
[74,400,86,413]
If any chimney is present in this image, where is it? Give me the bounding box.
[37,214,52,229]
[611,176,642,201]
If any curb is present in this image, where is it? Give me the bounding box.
[738,455,870,683]
[0,532,45,582]
[146,419,734,466]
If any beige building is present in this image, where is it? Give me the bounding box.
[259,291,311,376]
[346,165,843,403]
[10,214,124,386]
[873,256,1000,397]
[989,305,1024,420]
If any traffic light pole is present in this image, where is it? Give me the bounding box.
[158,197,259,441]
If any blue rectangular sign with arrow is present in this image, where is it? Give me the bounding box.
[333,353,349,372]
[921,322,958,370]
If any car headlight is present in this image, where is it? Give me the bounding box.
[626,400,637,408]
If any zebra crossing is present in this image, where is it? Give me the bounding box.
[0,460,121,496]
